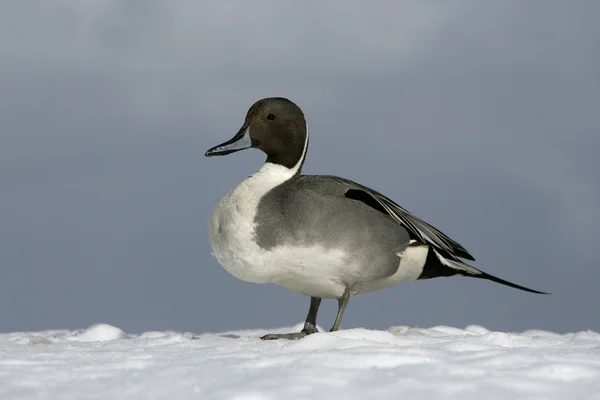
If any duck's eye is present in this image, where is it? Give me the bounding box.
[266,114,275,121]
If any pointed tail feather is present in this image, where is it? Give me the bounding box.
[431,248,549,294]
[463,270,550,295]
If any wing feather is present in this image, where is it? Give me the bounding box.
[327,175,475,261]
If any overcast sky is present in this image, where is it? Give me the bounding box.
[1,1,599,335]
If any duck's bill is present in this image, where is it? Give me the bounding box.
[205,126,256,157]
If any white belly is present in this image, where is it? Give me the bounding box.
[208,189,268,283]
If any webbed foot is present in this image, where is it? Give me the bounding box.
[260,323,318,340]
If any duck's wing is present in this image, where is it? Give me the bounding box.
[301,175,475,261]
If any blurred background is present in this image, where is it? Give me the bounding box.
[1,1,599,334]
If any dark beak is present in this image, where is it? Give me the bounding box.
[205,126,256,157]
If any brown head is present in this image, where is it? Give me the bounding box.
[205,97,308,169]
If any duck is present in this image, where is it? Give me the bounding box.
[205,97,547,340]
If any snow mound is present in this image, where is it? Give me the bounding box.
[71,323,129,342]
[0,323,599,399]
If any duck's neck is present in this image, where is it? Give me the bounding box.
[256,128,309,184]
[230,131,308,218]
[264,126,309,171]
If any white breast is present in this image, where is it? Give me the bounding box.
[208,163,291,284]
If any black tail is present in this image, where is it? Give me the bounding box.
[417,246,550,295]
[461,270,550,295]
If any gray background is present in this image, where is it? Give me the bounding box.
[1,1,599,335]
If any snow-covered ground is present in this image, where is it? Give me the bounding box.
[1,323,599,399]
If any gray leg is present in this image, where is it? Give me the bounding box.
[261,297,322,340]
[302,296,321,334]
[329,287,350,332]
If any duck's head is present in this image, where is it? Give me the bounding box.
[205,97,307,169]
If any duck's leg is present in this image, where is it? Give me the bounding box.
[261,297,322,340]
[329,287,350,332]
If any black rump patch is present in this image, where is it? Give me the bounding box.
[418,247,458,280]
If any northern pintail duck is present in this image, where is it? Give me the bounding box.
[205,97,546,340]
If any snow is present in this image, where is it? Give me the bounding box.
[71,323,128,342]
[1,323,599,399]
